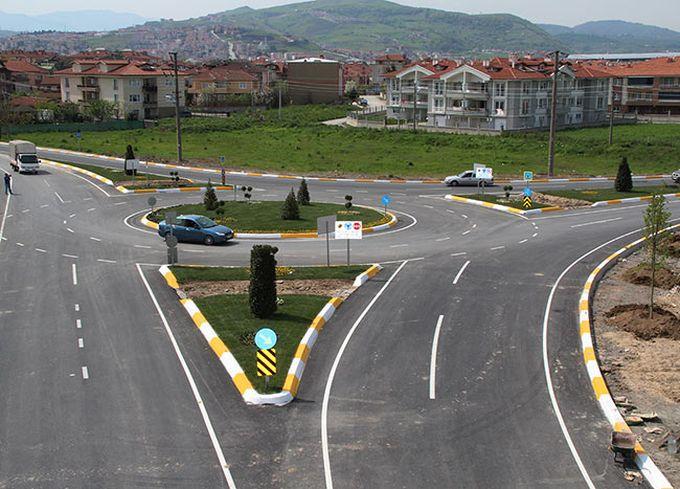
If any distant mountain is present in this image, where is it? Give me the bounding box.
[539,20,680,52]
[0,10,150,32]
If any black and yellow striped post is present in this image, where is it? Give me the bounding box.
[257,348,277,385]
[522,196,533,209]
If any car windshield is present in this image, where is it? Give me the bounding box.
[459,171,471,177]
[195,216,217,228]
[19,154,38,164]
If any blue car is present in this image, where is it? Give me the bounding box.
[158,214,234,245]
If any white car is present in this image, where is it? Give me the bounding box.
[672,169,680,184]
[444,170,494,187]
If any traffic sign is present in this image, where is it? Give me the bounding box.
[317,215,336,236]
[381,194,392,206]
[147,196,157,208]
[165,234,178,248]
[523,187,533,197]
[475,167,493,180]
[256,348,277,377]
[75,130,81,139]
[335,221,363,240]
[523,171,534,181]
[218,155,225,164]
[255,328,277,350]
[522,196,533,209]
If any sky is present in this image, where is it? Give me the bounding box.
[6,0,680,31]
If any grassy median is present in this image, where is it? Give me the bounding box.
[541,185,679,203]
[149,201,389,233]
[459,193,552,210]
[171,264,368,282]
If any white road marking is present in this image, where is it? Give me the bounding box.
[134,244,152,249]
[72,263,78,285]
[532,232,538,238]
[182,249,205,253]
[59,168,111,197]
[423,204,434,209]
[389,244,408,248]
[429,315,445,400]
[393,192,406,196]
[16,242,24,247]
[83,197,93,201]
[462,230,471,236]
[446,210,455,214]
[75,304,80,312]
[69,213,76,218]
[54,191,65,203]
[81,366,89,379]
[123,210,157,235]
[539,229,650,489]
[518,239,529,244]
[67,228,74,233]
[472,223,477,229]
[322,260,409,489]
[43,179,51,187]
[40,204,49,208]
[452,260,470,285]
[76,319,82,329]
[461,214,468,219]
[64,253,78,259]
[137,264,238,488]
[113,202,128,206]
[490,245,505,251]
[21,209,30,213]
[435,237,450,242]
[450,252,467,257]
[78,338,84,348]
[97,259,117,264]
[35,248,46,253]
[570,217,623,229]
[87,208,96,212]
[90,236,101,242]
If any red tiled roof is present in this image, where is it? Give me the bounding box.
[4,60,48,74]
[375,54,408,63]
[55,61,186,77]
[582,57,680,77]
[192,66,257,82]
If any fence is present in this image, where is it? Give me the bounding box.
[1,120,145,134]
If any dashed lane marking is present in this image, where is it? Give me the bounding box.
[429,314,445,400]
[461,214,468,219]
[570,217,623,229]
[90,237,101,242]
[64,253,79,259]
[87,208,96,212]
[450,252,467,257]
[72,263,78,285]
[81,366,89,379]
[78,338,84,348]
[21,209,30,213]
[97,259,117,264]
[74,304,79,312]
[452,260,471,285]
[435,237,450,242]
[54,192,65,203]
[76,319,82,329]
[69,213,76,218]
[490,245,505,251]
[134,244,152,249]
[389,244,409,248]
[16,242,24,247]
[40,204,49,208]
[35,248,46,253]
[113,202,128,206]
[462,230,471,236]
[67,228,74,233]
[518,239,529,244]
[532,232,538,238]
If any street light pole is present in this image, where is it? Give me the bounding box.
[412,73,417,131]
[547,50,561,177]
[169,51,182,162]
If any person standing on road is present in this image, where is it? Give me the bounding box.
[3,172,13,195]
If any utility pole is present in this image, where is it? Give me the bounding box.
[412,72,417,131]
[169,51,182,162]
[608,81,615,145]
[547,50,561,177]
[278,81,282,120]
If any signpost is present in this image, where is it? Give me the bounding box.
[475,166,493,194]
[522,195,533,209]
[165,211,178,264]
[523,170,534,182]
[336,221,363,265]
[381,194,392,216]
[219,156,226,185]
[317,215,336,267]
[255,328,278,389]
[147,196,157,212]
[75,130,82,152]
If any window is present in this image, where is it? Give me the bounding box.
[113,79,118,90]
[575,113,582,121]
[65,91,70,101]
[434,98,444,109]
[597,97,604,109]
[129,94,141,103]
[538,98,547,109]
[494,83,505,97]
[239,82,247,89]
[114,94,118,103]
[575,97,583,107]
[164,77,173,87]
[494,100,505,113]
[521,99,530,115]
[434,81,443,95]
[129,79,141,88]
[522,82,530,95]
[538,81,548,91]
[628,77,654,87]
[64,78,70,88]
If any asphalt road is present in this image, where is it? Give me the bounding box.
[0,148,678,488]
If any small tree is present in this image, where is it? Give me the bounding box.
[204,182,219,211]
[344,195,353,209]
[643,193,671,318]
[503,185,513,199]
[125,144,135,161]
[615,157,633,192]
[84,99,117,122]
[249,245,278,318]
[297,178,310,205]
[281,188,300,220]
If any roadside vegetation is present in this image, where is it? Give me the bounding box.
[461,193,552,210]
[543,185,679,203]
[6,105,680,178]
[57,160,174,185]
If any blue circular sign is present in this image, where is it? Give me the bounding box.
[523,187,533,197]
[255,328,277,350]
[381,194,392,206]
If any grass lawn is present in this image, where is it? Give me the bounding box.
[9,105,680,178]
[195,294,330,393]
[149,201,389,232]
[171,264,369,283]
[462,193,552,210]
[56,160,172,184]
[543,184,680,203]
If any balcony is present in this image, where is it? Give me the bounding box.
[77,84,99,91]
[143,84,158,93]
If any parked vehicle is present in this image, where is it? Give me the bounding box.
[672,169,680,184]
[8,140,40,174]
[157,214,233,245]
[444,170,494,187]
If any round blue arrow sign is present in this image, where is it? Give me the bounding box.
[255,328,277,350]
[381,194,392,206]
[523,187,533,197]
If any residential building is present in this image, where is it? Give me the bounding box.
[55,59,188,120]
[386,57,611,132]
[2,59,52,95]
[587,57,680,115]
[0,61,9,100]
[286,57,343,105]
[187,65,259,106]
[343,62,372,87]
[372,53,410,84]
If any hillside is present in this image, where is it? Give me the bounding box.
[539,20,680,52]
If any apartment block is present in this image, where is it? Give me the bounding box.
[386,57,611,132]
[187,64,259,106]
[56,59,188,120]
[286,58,343,104]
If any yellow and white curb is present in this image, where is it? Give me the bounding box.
[142,210,397,240]
[159,263,382,406]
[445,194,561,216]
[578,224,679,489]
[591,192,680,208]
[43,160,115,187]
[123,185,233,194]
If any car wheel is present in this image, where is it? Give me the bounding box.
[452,181,459,186]
[204,235,215,246]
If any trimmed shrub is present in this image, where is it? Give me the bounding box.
[249,245,278,318]
[297,178,311,205]
[615,157,633,192]
[281,188,300,220]
[203,182,219,211]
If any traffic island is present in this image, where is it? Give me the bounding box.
[160,264,381,405]
[539,185,680,208]
[147,201,395,238]
[580,227,680,488]
[445,194,561,216]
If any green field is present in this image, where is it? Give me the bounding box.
[195,294,330,393]
[59,161,172,184]
[171,264,369,283]
[149,201,389,233]
[10,105,680,178]
[544,185,680,203]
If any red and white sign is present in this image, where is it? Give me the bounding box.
[335,221,363,240]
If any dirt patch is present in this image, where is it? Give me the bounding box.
[592,249,680,484]
[606,303,680,340]
[668,233,680,258]
[621,264,680,289]
[182,279,355,299]
[532,192,591,208]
